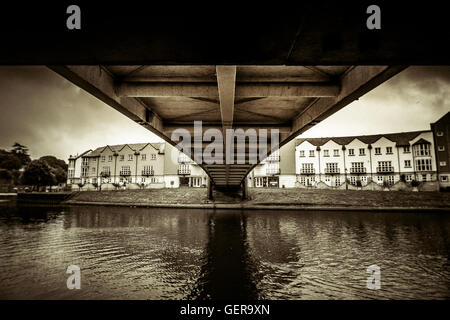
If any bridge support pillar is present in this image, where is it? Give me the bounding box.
[242,178,248,200]
[207,178,213,200]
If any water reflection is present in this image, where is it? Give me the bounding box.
[189,210,260,300]
[0,203,449,299]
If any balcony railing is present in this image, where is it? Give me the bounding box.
[119,171,131,176]
[300,168,315,174]
[142,170,154,176]
[350,167,367,174]
[178,156,191,163]
[325,168,340,174]
[266,168,280,175]
[266,155,280,162]
[178,169,191,175]
[376,166,394,173]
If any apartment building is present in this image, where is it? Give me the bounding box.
[67,142,208,190]
[67,149,92,185]
[295,130,438,190]
[247,139,297,188]
[431,112,450,189]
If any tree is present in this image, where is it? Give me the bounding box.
[22,160,56,191]
[40,156,68,184]
[0,152,21,170]
[10,143,31,166]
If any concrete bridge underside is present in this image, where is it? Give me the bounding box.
[49,65,406,191]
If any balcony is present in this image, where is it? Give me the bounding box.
[266,155,280,162]
[350,167,366,174]
[141,170,154,176]
[376,166,394,173]
[178,169,191,175]
[325,168,340,174]
[119,171,131,176]
[100,171,111,178]
[266,168,280,175]
[178,156,191,163]
[300,168,315,175]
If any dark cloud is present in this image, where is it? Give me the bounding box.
[0,66,160,161]
[302,66,450,138]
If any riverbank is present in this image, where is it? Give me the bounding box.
[64,188,450,211]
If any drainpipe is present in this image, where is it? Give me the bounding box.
[396,145,402,183]
[317,146,321,186]
[368,144,373,190]
[96,156,99,190]
[135,151,139,186]
[114,153,118,184]
[342,145,347,190]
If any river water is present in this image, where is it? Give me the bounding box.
[0,200,449,299]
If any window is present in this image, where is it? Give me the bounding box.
[387,175,395,185]
[335,177,341,187]
[348,148,354,156]
[151,154,157,160]
[377,176,383,182]
[438,146,445,151]
[323,150,329,157]
[178,164,190,174]
[309,150,315,157]
[119,155,124,161]
[406,175,412,182]
[377,161,393,172]
[350,176,357,185]
[403,146,410,153]
[359,148,365,156]
[325,163,339,174]
[415,159,432,171]
[142,165,153,175]
[386,146,393,154]
[120,166,131,175]
[350,162,365,173]
[441,176,449,182]
[301,163,314,174]
[437,131,444,136]
[141,154,146,161]
[413,143,431,156]
[92,178,97,184]
[108,155,113,162]
[325,175,330,182]
[440,161,447,166]
[333,149,339,157]
[128,154,133,161]
[422,174,427,181]
[92,167,96,173]
[81,167,88,177]
[101,156,105,162]
[404,160,411,168]
[375,147,381,155]
[68,169,74,178]
[299,150,305,157]
[82,158,88,166]
[102,167,110,175]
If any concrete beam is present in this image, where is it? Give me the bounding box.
[114,82,339,98]
[48,66,165,135]
[216,66,237,131]
[291,66,407,134]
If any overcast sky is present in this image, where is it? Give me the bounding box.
[0,66,448,161]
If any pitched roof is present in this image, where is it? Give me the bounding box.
[83,142,165,157]
[295,130,430,147]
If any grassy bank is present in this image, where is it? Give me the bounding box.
[248,188,450,208]
[65,187,450,209]
[67,187,208,204]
